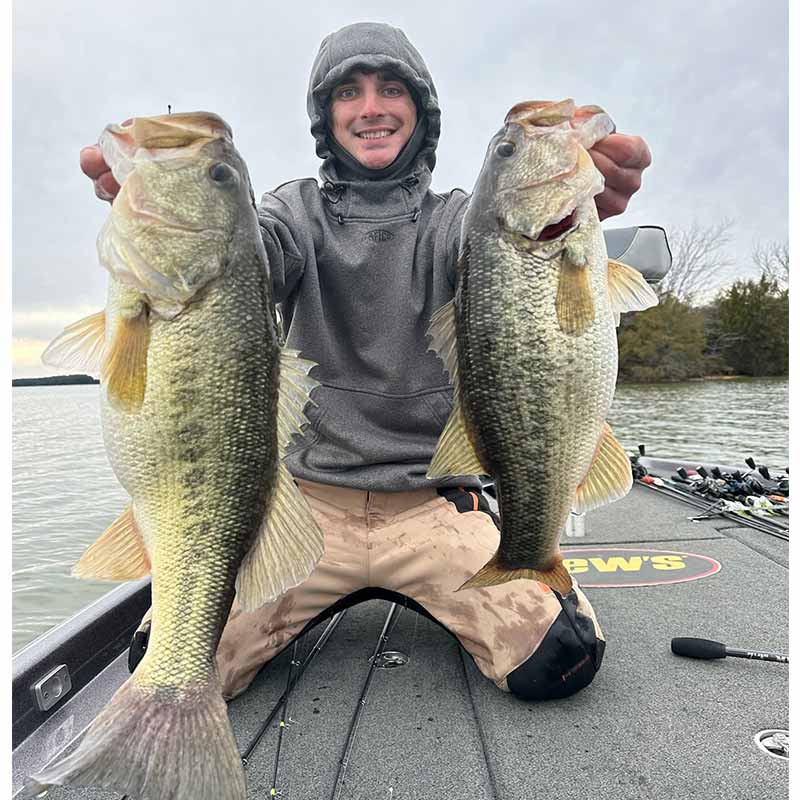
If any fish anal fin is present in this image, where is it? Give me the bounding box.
[41,311,107,375]
[556,254,595,335]
[459,552,573,596]
[73,505,151,580]
[235,462,324,611]
[607,259,659,317]
[574,422,633,513]
[102,310,149,412]
[426,394,487,479]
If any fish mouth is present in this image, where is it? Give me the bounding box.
[536,209,577,241]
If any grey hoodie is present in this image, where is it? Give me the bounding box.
[257,22,669,492]
[258,22,471,491]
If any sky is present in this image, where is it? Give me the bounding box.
[11,0,789,378]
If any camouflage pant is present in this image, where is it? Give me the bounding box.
[216,480,605,701]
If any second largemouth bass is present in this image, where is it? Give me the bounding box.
[427,100,658,594]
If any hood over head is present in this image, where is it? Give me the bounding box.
[307,22,441,181]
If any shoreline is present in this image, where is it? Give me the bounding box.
[12,375,99,387]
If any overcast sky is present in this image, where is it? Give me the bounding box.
[12,0,788,377]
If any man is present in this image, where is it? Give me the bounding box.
[81,22,658,701]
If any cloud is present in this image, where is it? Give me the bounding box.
[13,307,99,340]
[11,337,48,367]
[12,0,789,354]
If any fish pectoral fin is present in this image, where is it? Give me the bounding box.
[426,393,487,479]
[41,310,107,375]
[557,252,595,335]
[459,552,573,596]
[276,348,320,454]
[574,423,633,513]
[235,462,324,611]
[427,298,459,384]
[102,308,150,412]
[607,259,659,323]
[72,505,151,580]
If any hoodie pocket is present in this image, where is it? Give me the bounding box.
[421,389,454,429]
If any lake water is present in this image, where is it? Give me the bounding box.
[11,378,789,654]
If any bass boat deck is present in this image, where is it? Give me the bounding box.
[11,457,789,799]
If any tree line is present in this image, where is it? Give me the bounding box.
[617,223,789,383]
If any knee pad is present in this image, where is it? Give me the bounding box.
[506,589,605,701]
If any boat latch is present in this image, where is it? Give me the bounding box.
[755,729,789,760]
[375,651,409,669]
[33,664,72,712]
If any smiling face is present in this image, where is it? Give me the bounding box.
[329,70,418,170]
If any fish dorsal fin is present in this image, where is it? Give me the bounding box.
[41,311,107,375]
[235,462,324,611]
[574,423,633,513]
[427,299,459,384]
[557,253,595,335]
[276,349,319,454]
[72,505,151,580]
[102,310,150,412]
[607,259,659,320]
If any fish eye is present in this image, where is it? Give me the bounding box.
[495,141,516,158]
[209,162,236,183]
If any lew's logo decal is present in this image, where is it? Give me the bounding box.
[365,229,395,243]
[561,548,721,587]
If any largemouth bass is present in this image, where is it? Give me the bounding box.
[29,112,324,800]
[427,99,658,594]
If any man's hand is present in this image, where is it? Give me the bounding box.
[80,144,120,203]
[589,133,651,221]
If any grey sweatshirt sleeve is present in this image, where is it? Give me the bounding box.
[256,186,310,304]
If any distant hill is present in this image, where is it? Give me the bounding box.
[12,374,99,387]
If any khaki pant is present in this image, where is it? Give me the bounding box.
[216,480,603,700]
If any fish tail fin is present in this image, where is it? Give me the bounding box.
[24,671,245,800]
[459,552,573,596]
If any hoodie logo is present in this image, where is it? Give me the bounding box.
[365,229,395,243]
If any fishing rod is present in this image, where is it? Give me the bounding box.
[631,445,789,538]
[671,637,788,664]
[331,603,404,800]
[671,468,788,530]
[637,475,789,541]
[240,609,347,766]
[673,468,789,528]
[110,611,348,800]
[646,478,789,540]
[268,638,299,798]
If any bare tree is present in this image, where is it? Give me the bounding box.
[658,219,736,304]
[752,240,789,290]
